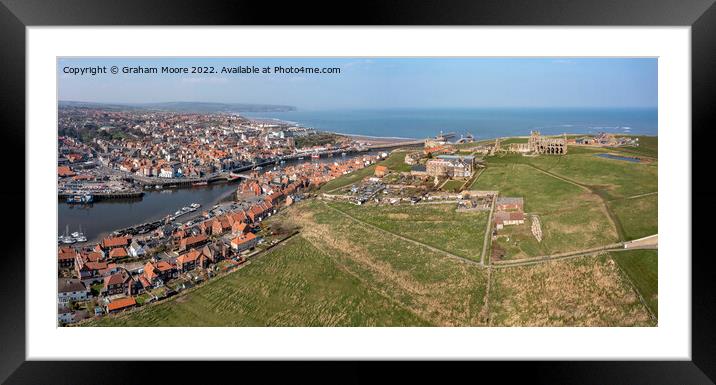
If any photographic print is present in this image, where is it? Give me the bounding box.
[56,57,658,327]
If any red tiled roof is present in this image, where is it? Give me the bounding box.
[102,236,130,248]
[156,261,174,272]
[107,297,136,311]
[109,247,128,258]
[104,272,125,286]
[177,249,201,264]
[84,261,108,271]
[181,234,208,246]
[231,232,257,247]
[139,276,152,289]
[143,262,157,280]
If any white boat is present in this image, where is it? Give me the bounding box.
[59,225,75,244]
[71,225,87,243]
[190,203,201,209]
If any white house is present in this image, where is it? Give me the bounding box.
[159,168,174,178]
[58,278,89,304]
[58,306,73,324]
[128,240,146,258]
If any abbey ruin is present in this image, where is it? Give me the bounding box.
[508,131,567,155]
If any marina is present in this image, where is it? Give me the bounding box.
[58,150,381,243]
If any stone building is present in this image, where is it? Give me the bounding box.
[426,155,476,178]
[528,131,567,154]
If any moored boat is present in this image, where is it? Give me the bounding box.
[66,194,93,204]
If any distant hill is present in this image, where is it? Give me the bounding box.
[59,101,297,113]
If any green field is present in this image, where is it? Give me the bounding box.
[489,255,655,326]
[318,164,378,193]
[470,162,587,213]
[89,200,490,326]
[610,193,658,241]
[471,162,618,259]
[327,201,489,262]
[611,135,658,158]
[380,150,413,172]
[88,236,431,326]
[488,151,657,201]
[441,179,465,192]
[610,249,658,315]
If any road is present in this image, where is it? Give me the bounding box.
[492,233,658,268]
[480,193,496,265]
[623,234,658,249]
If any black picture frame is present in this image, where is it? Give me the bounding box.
[1,0,713,383]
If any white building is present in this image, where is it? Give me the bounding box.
[128,240,146,258]
[58,278,89,304]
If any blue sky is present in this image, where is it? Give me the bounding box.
[58,57,657,110]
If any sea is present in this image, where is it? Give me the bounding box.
[242,108,658,139]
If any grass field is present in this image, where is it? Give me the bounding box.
[89,200,491,326]
[489,255,655,326]
[471,162,618,258]
[610,193,658,241]
[441,179,465,192]
[380,150,413,172]
[318,164,377,193]
[327,201,489,262]
[486,150,657,201]
[610,249,658,315]
[611,135,658,158]
[88,235,431,326]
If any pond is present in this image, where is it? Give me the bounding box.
[594,153,641,163]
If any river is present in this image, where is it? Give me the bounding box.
[57,151,382,243]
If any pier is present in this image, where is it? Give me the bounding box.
[58,191,145,201]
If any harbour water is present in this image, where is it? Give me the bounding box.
[242,107,658,139]
[58,183,238,243]
[57,151,381,243]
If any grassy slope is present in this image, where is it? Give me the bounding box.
[490,255,655,326]
[318,151,409,193]
[327,201,488,262]
[87,236,430,326]
[300,201,489,325]
[318,164,377,193]
[611,135,658,158]
[441,179,465,192]
[380,150,413,172]
[610,193,658,241]
[470,162,618,258]
[610,249,658,315]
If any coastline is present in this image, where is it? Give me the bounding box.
[333,132,418,142]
